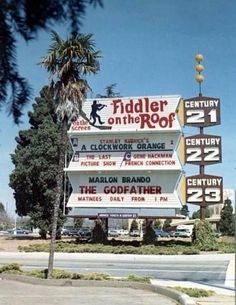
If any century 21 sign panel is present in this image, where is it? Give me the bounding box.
[184,96,220,127]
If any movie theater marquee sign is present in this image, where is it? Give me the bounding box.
[68,133,182,171]
[67,172,182,208]
[66,95,183,211]
[70,95,181,133]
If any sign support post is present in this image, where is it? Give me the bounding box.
[199,125,205,220]
[196,55,205,219]
[197,56,206,220]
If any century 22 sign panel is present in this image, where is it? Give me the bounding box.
[185,134,222,166]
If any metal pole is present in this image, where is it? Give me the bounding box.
[196,54,205,220]
[199,116,205,220]
[63,148,67,216]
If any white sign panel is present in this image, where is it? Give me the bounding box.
[184,134,222,165]
[183,96,220,127]
[67,172,182,208]
[69,95,182,133]
[68,133,182,171]
[186,174,223,205]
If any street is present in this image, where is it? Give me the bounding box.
[0,252,234,288]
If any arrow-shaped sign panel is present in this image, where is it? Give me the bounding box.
[67,171,183,209]
[67,132,182,171]
[186,174,223,205]
[184,134,222,166]
[183,96,221,127]
[69,95,182,134]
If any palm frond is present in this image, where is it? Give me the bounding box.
[40,31,100,122]
[8,73,32,124]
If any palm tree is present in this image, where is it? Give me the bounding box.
[105,83,120,97]
[40,31,101,278]
[96,83,120,98]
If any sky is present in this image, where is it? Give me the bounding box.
[0,0,235,216]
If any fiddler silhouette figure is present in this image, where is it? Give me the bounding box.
[90,100,107,125]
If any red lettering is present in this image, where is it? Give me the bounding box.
[139,113,175,129]
[112,99,123,114]
[79,186,97,194]
[139,113,155,128]
[112,98,168,115]
[103,185,162,194]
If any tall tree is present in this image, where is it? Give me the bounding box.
[0,202,5,213]
[96,83,120,98]
[162,218,172,231]
[74,218,84,228]
[181,204,189,218]
[192,207,211,219]
[154,219,162,229]
[9,87,66,238]
[0,0,102,123]
[219,199,235,236]
[40,31,100,278]
[130,219,139,231]
[0,202,12,230]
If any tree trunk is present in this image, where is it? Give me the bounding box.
[47,120,68,279]
[39,229,47,239]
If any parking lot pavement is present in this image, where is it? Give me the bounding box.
[0,280,177,305]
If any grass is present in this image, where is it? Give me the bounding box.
[125,274,151,283]
[172,286,215,298]
[0,263,22,274]
[220,236,235,244]
[18,238,234,254]
[27,269,111,280]
[0,263,150,283]
[0,263,222,296]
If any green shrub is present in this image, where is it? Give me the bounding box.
[173,286,215,298]
[193,220,218,251]
[23,268,102,280]
[221,236,235,244]
[70,273,82,279]
[26,269,110,280]
[126,274,151,283]
[26,269,45,278]
[92,221,107,243]
[0,263,22,273]
[142,226,156,245]
[218,242,235,253]
[80,272,110,281]
[19,244,49,252]
[51,269,73,279]
[18,236,234,254]
[181,248,200,255]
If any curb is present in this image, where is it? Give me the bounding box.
[0,274,196,305]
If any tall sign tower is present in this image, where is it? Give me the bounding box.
[183,54,223,219]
